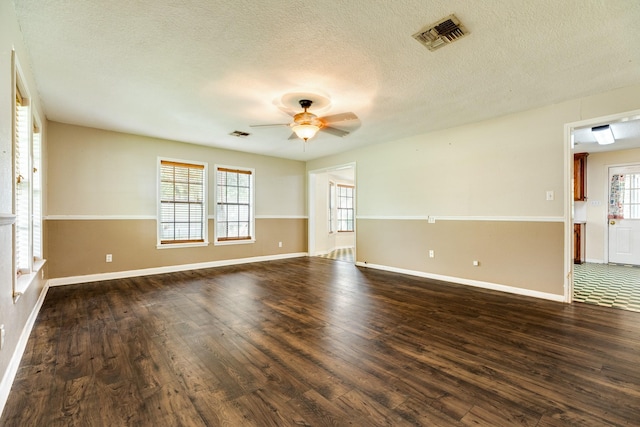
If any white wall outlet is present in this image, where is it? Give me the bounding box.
[278,242,282,248]
[429,250,434,258]
[0,325,5,350]
[428,216,436,224]
[546,190,554,201]
[473,260,480,266]
[106,254,113,262]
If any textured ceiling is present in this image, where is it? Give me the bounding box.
[12,0,640,161]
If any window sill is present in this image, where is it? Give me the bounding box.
[214,239,256,246]
[15,259,46,303]
[157,241,210,249]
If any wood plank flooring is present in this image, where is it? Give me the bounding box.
[2,257,640,426]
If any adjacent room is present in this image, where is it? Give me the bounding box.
[1,0,639,425]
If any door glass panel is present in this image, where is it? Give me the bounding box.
[609,173,640,219]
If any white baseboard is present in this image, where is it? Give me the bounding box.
[355,262,565,302]
[0,282,50,419]
[584,258,605,264]
[48,252,308,287]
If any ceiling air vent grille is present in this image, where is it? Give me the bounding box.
[412,14,469,51]
[230,130,251,137]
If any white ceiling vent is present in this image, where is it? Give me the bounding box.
[412,14,469,51]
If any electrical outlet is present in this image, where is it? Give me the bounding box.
[428,216,436,224]
[278,242,282,248]
[106,254,112,263]
[546,190,554,201]
[0,325,5,350]
[429,250,434,258]
[473,260,480,266]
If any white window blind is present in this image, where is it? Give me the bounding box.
[15,88,31,274]
[32,122,42,260]
[159,160,206,244]
[216,167,253,242]
[329,181,336,233]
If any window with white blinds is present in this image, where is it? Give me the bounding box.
[15,87,31,275]
[159,159,207,245]
[32,121,43,259]
[329,181,336,233]
[216,166,254,243]
[337,184,354,232]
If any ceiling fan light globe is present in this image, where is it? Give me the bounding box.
[293,124,319,141]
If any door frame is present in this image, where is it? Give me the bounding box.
[307,162,357,259]
[563,108,640,303]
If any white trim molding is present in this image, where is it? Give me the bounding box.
[357,215,564,222]
[44,215,308,221]
[48,252,308,287]
[44,215,156,220]
[255,215,308,219]
[0,213,16,226]
[356,261,565,302]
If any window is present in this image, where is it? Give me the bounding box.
[216,166,254,243]
[158,159,207,245]
[32,120,43,260]
[337,184,354,232]
[15,85,31,275]
[329,181,336,233]
[609,173,640,219]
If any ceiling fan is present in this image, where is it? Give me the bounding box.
[251,99,359,142]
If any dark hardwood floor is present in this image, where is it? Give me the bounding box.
[2,257,639,426]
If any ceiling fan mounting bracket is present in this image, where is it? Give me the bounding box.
[299,99,313,110]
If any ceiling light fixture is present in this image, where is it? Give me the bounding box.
[592,124,615,145]
[291,100,320,142]
[292,123,320,141]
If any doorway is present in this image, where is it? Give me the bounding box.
[567,109,640,312]
[308,163,356,263]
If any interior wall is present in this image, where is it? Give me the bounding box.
[584,147,640,263]
[0,0,48,407]
[45,122,307,279]
[307,84,640,297]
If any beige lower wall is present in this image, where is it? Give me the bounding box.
[45,218,307,279]
[356,219,564,296]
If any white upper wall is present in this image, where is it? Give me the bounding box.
[47,122,306,217]
[307,84,640,218]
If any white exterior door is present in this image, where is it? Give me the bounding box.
[608,165,640,265]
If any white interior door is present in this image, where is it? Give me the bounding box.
[608,165,640,265]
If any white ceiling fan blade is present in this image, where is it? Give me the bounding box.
[320,126,350,137]
[320,112,358,124]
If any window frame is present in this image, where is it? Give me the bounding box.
[214,164,255,245]
[12,50,45,299]
[157,157,209,248]
[336,184,355,232]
